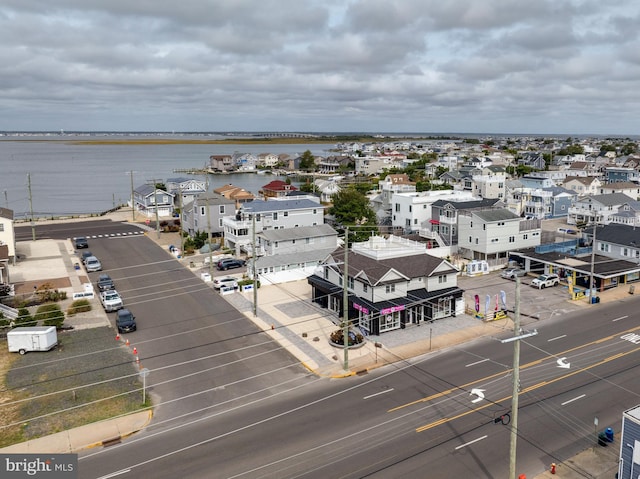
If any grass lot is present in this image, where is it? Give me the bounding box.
[0,327,146,448]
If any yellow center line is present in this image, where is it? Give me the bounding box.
[388,323,640,414]
[415,346,640,433]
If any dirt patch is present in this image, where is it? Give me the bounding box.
[0,327,146,447]
[13,277,73,296]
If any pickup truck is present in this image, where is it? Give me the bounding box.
[530,273,560,289]
[100,290,123,312]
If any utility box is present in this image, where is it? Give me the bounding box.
[7,326,58,355]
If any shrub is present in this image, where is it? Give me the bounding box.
[330,329,364,346]
[237,279,260,289]
[67,299,91,316]
[15,308,37,327]
[35,283,67,303]
[36,304,65,329]
[0,311,9,328]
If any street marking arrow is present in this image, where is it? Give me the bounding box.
[557,357,570,369]
[470,388,486,403]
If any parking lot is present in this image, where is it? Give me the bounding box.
[458,269,584,325]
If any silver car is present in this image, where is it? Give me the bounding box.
[85,256,102,272]
[501,268,527,279]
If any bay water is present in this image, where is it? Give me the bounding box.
[0,136,335,218]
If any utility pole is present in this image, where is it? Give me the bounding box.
[252,211,257,317]
[502,277,538,479]
[129,170,135,222]
[153,179,160,239]
[205,176,213,276]
[178,185,184,257]
[588,220,597,303]
[27,173,35,241]
[342,226,350,371]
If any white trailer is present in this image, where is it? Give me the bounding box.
[7,326,58,355]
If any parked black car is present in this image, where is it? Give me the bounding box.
[216,258,245,271]
[116,309,137,334]
[74,236,89,249]
[97,274,115,292]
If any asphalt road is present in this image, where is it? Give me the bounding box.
[15,220,143,242]
[76,285,640,478]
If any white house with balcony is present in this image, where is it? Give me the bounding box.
[165,177,207,207]
[457,208,542,262]
[222,198,325,251]
[567,193,634,225]
[391,190,475,233]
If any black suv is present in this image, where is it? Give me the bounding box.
[217,258,245,271]
[97,274,115,292]
[116,309,137,334]
[74,236,89,249]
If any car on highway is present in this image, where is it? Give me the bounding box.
[530,273,560,289]
[74,236,89,249]
[216,258,245,271]
[213,276,238,290]
[501,268,527,279]
[100,290,123,312]
[115,309,136,333]
[97,273,115,292]
[85,256,102,272]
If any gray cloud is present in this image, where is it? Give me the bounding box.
[1,0,639,134]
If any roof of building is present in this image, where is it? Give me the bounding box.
[601,181,640,190]
[471,208,521,222]
[258,224,337,242]
[191,192,235,206]
[597,223,640,247]
[432,198,500,210]
[326,247,455,286]
[0,207,13,220]
[134,185,175,197]
[563,176,597,185]
[241,198,322,213]
[262,180,298,191]
[583,193,635,206]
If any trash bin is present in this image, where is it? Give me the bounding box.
[596,296,600,303]
[74,262,80,270]
[605,427,614,442]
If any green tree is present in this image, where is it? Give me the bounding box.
[621,142,637,155]
[328,188,377,241]
[299,150,316,171]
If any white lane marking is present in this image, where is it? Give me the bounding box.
[561,394,586,406]
[548,335,566,342]
[466,358,489,367]
[612,315,629,322]
[455,435,488,450]
[363,388,394,400]
[96,469,131,479]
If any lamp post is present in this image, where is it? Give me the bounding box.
[588,220,597,303]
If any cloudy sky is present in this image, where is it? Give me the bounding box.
[2,0,640,135]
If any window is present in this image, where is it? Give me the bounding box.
[273,212,278,220]
[275,242,279,248]
[363,283,368,293]
[395,204,400,212]
[284,211,288,217]
[0,224,4,232]
[469,236,472,243]
[324,267,329,280]
[200,206,206,216]
[256,214,261,221]
[218,218,223,227]
[475,238,479,244]
[385,284,395,293]
[423,204,427,209]
[292,239,296,244]
[509,236,515,243]
[409,205,412,213]
[483,224,486,230]
[348,277,354,289]
[438,274,446,283]
[313,209,317,214]
[523,234,528,240]
[414,218,418,225]
[219,205,225,214]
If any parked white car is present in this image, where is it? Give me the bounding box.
[100,290,123,312]
[530,274,560,289]
[213,277,238,290]
[85,256,102,272]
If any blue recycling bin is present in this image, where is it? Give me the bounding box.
[605,427,614,442]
